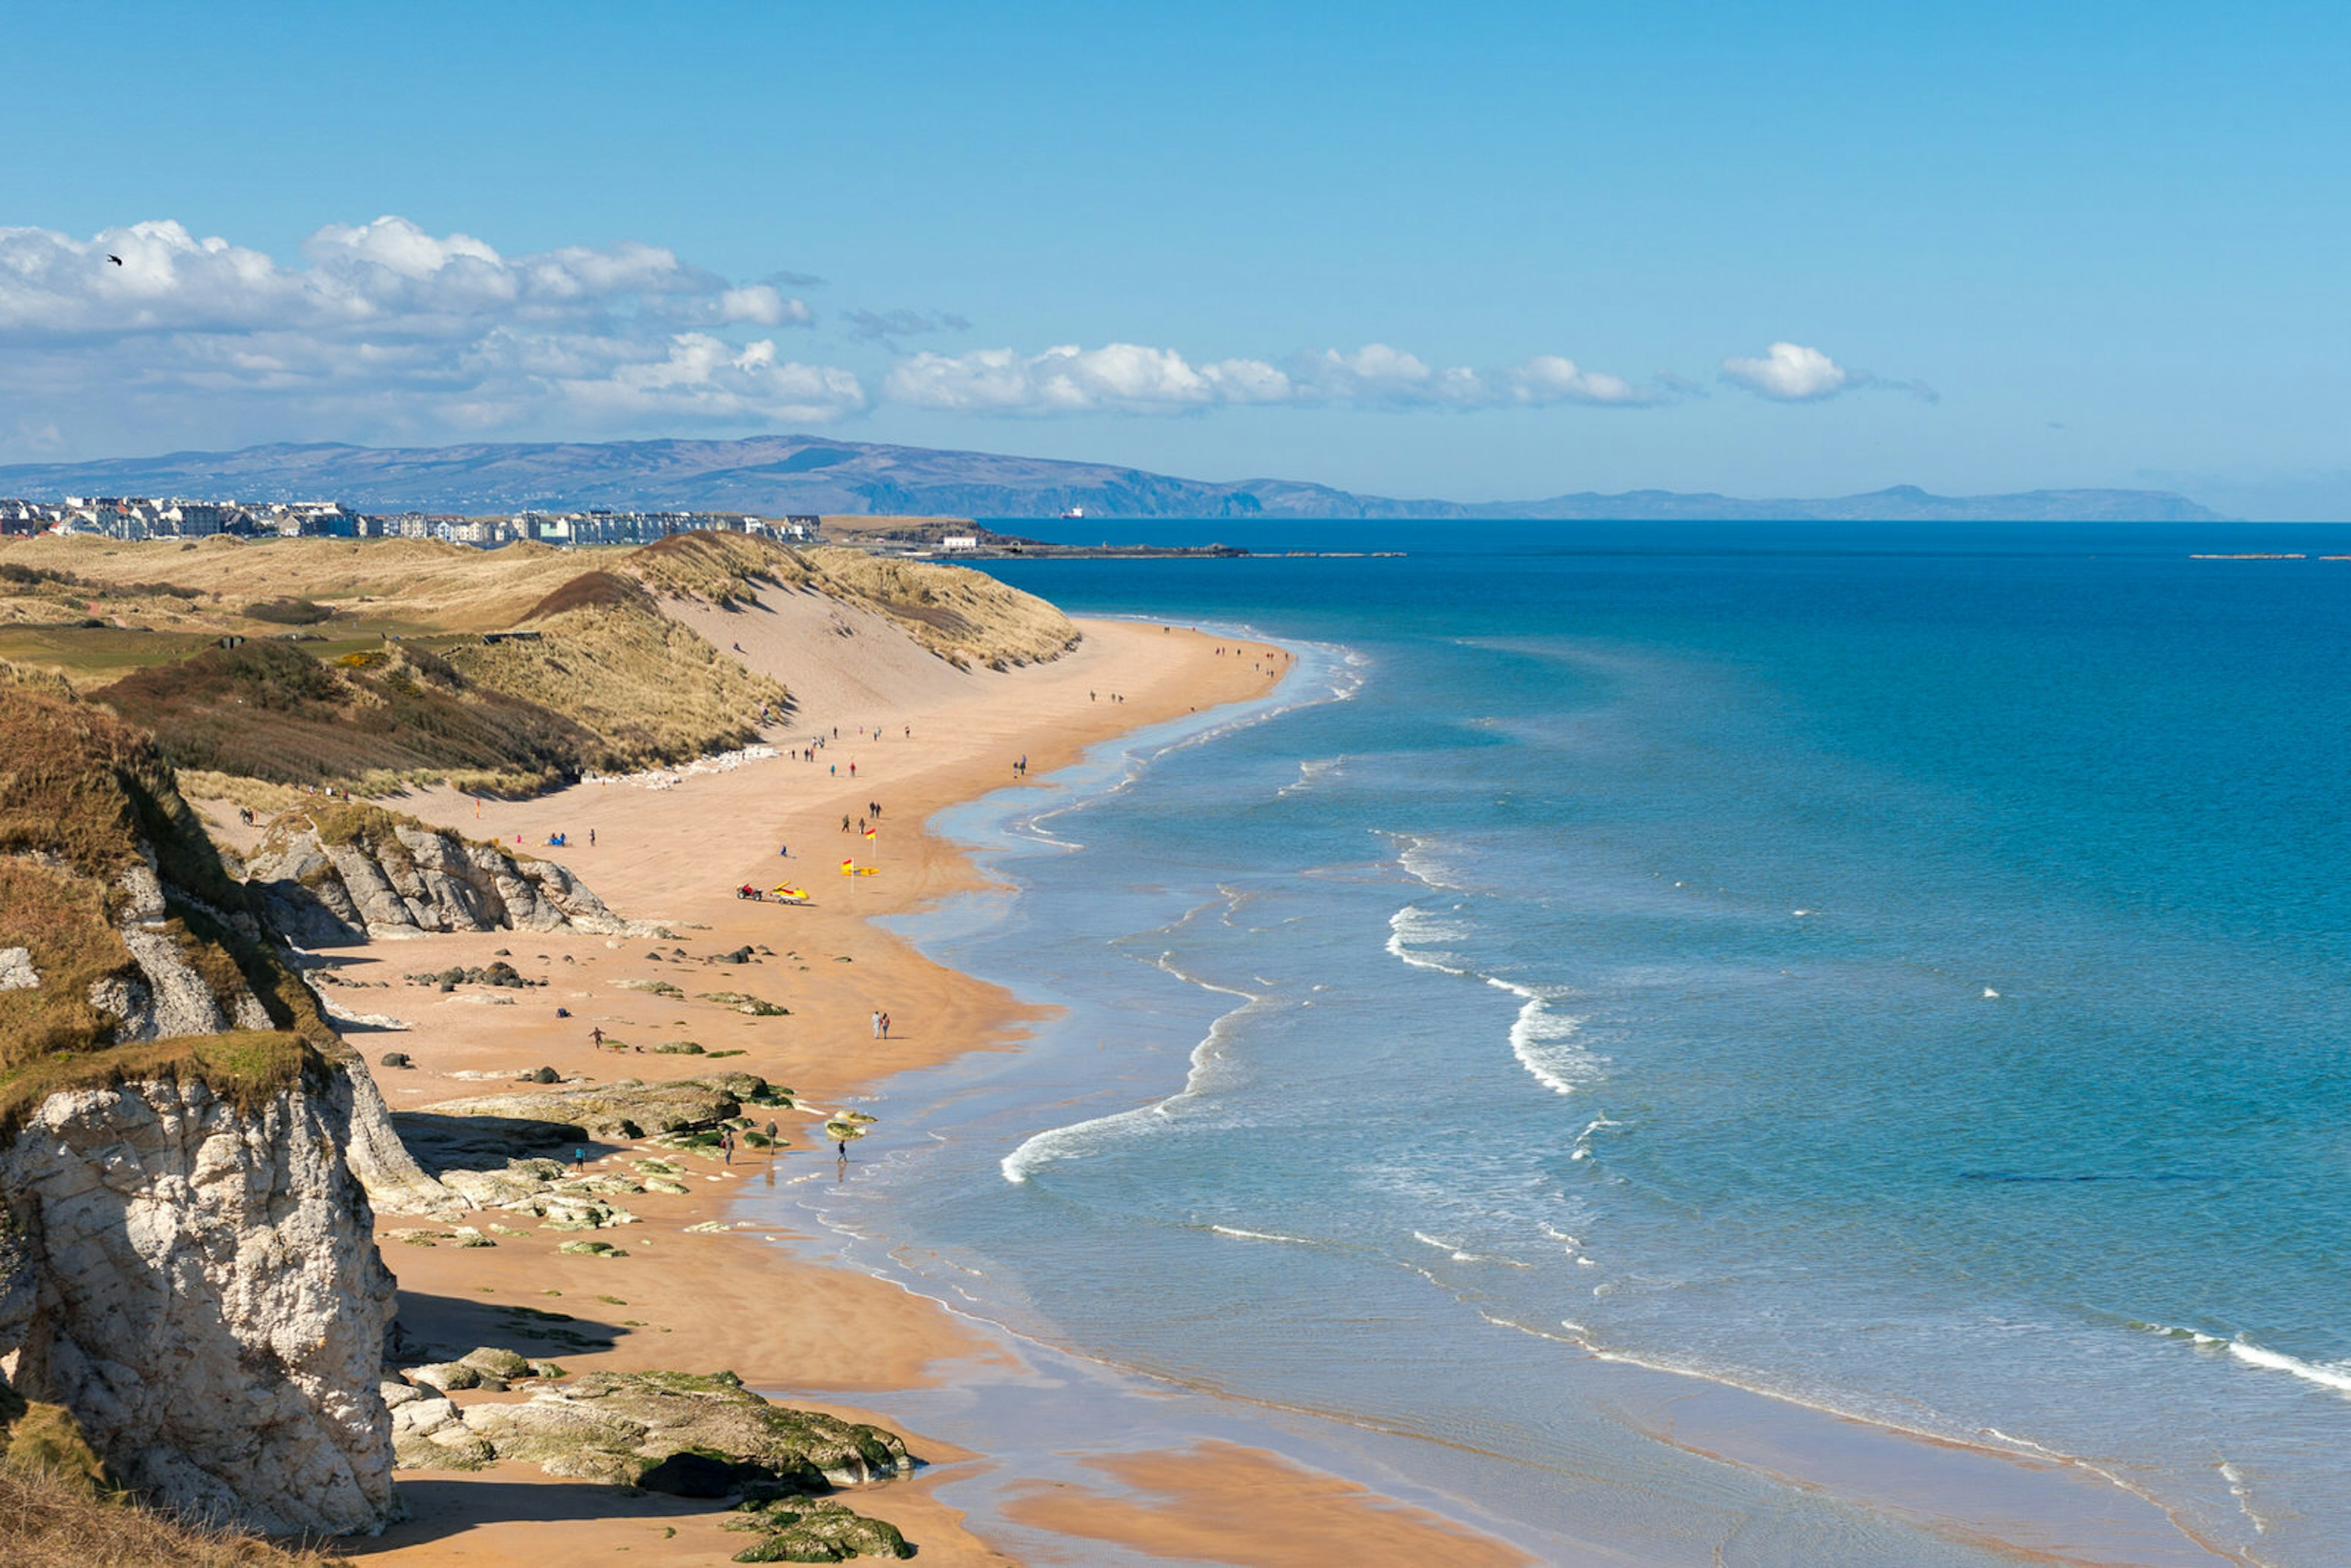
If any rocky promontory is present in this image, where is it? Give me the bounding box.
[242,801,662,946]
[0,675,400,1536]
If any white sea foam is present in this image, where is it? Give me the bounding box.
[1569,1115,1624,1161]
[2219,1460,2272,1536]
[1384,896,1604,1095]
[2226,1338,2351,1395]
[1490,977,1600,1096]
[1209,1225,1319,1246]
[1276,756,1346,797]
[1383,904,1475,976]
[2127,1319,2229,1350]
[1392,834,1468,892]
[1000,970,1269,1185]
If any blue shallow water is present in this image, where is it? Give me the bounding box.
[804,523,2351,1563]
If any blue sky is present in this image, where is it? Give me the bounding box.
[4,1,2346,514]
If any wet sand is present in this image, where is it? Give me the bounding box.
[244,617,1526,1566]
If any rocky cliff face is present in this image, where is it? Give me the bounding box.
[0,679,400,1535]
[244,802,656,946]
[0,1070,396,1534]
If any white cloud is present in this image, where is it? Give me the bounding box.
[885,343,1295,413]
[1720,342,1853,401]
[0,217,852,450]
[0,214,1885,459]
[884,340,1655,415]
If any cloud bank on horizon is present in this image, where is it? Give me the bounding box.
[0,216,1902,456]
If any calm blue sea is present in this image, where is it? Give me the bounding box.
[786,523,2351,1564]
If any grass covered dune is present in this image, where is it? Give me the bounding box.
[0,532,1078,798]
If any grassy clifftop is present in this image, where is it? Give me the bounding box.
[92,641,604,797]
[0,678,327,1127]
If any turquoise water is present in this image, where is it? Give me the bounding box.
[800,524,2351,1563]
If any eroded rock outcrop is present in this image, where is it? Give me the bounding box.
[0,1072,397,1534]
[244,801,660,945]
[0,679,401,1535]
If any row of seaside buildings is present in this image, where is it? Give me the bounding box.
[0,497,823,548]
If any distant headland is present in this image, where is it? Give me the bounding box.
[0,437,2226,523]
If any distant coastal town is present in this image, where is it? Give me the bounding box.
[0,494,825,548]
[0,496,1294,560]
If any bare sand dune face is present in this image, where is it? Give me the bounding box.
[662,586,983,732]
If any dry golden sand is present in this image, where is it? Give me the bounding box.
[221,618,1520,1566]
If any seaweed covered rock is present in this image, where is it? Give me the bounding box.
[389,1393,493,1471]
[727,1496,915,1561]
[446,1370,913,1494]
[242,801,662,945]
[419,1073,778,1139]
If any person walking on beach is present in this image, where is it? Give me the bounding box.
[871,1009,882,1039]
[836,1138,848,1160]
[590,1026,604,1051]
[764,1119,779,1155]
[573,1146,586,1173]
[842,814,852,833]
[721,1130,733,1165]
[879,1011,891,1040]
[589,827,596,847]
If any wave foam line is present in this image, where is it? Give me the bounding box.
[1276,754,1346,798]
[1390,833,1468,893]
[2227,1338,2351,1395]
[1385,902,1604,1095]
[1488,977,1599,1097]
[1384,904,1475,976]
[1208,1225,1321,1247]
[1001,973,1272,1185]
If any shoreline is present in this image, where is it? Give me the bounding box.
[727,625,2246,1568]
[192,601,2237,1565]
[228,615,1531,1566]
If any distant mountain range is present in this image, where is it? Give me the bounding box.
[0,436,2227,523]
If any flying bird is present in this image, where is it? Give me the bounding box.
[107,254,122,266]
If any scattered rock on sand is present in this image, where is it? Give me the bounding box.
[448,1370,913,1497]
[700,991,790,1016]
[727,1495,916,1561]
[422,1073,783,1139]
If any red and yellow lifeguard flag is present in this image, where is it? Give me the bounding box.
[862,827,877,839]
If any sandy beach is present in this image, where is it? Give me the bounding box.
[203,615,1531,1566]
